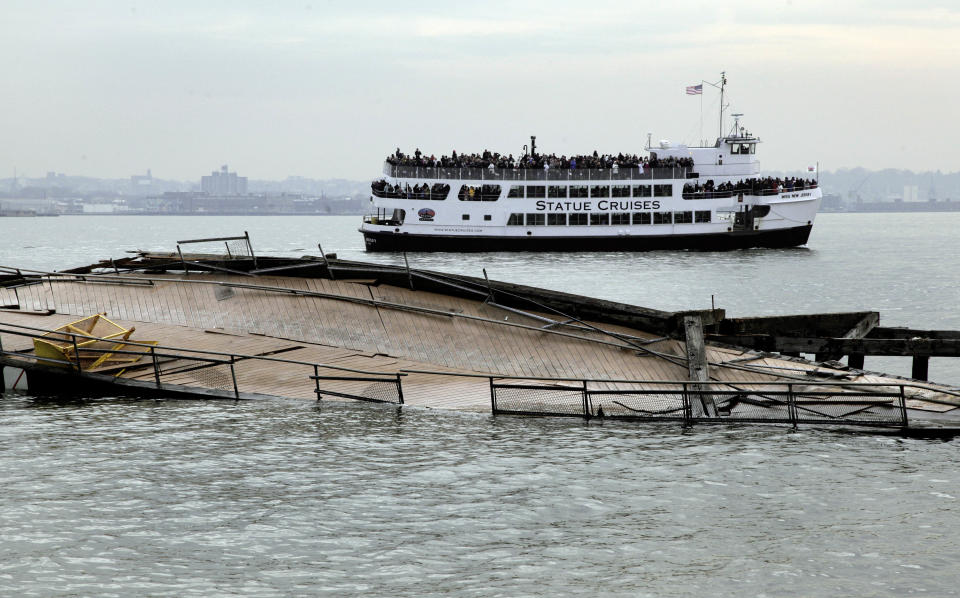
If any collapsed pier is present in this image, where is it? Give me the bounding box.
[2,234,959,434]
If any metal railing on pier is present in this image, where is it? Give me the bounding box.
[0,322,401,402]
[4,322,957,430]
[488,378,909,428]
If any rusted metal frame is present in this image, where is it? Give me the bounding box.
[403,252,414,290]
[309,373,407,405]
[317,242,335,281]
[151,346,161,389]
[489,376,496,413]
[177,234,251,244]
[900,385,909,428]
[582,379,589,418]
[245,231,256,268]
[229,356,239,399]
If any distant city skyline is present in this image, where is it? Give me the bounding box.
[2,1,958,180]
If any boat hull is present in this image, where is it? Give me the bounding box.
[363,224,813,252]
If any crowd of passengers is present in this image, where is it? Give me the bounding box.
[683,177,818,196]
[371,179,450,199]
[385,148,694,170]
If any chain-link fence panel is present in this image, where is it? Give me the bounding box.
[313,375,403,404]
[492,383,586,416]
[587,390,688,421]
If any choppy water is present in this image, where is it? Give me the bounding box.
[2,214,960,596]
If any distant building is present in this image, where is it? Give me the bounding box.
[201,165,247,196]
[902,185,920,202]
[130,169,154,195]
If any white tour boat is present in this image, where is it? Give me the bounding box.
[360,94,820,252]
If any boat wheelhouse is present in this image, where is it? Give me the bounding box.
[361,117,821,252]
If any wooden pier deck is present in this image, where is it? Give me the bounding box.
[2,256,960,427]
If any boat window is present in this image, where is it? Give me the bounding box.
[431,183,450,200]
[569,213,588,225]
[695,210,711,223]
[611,213,630,225]
[508,186,524,198]
[525,213,545,226]
[674,211,693,224]
[731,144,740,155]
[547,213,567,226]
[507,213,523,225]
[569,185,588,198]
[459,185,500,201]
[548,186,567,198]
[632,212,651,225]
[654,184,673,197]
[632,185,652,197]
[462,214,470,221]
[612,185,630,198]
[527,186,546,198]
[370,180,450,200]
[480,184,500,201]
[590,185,610,198]
[459,185,478,201]
[653,212,672,224]
[484,214,492,221]
[392,209,406,224]
[749,144,756,154]
[590,213,609,226]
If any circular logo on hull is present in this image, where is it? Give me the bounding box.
[418,208,435,221]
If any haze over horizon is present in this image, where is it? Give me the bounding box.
[3,1,958,181]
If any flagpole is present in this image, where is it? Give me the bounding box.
[699,83,703,145]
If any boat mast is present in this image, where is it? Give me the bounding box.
[718,71,727,139]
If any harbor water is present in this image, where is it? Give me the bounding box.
[1,213,959,596]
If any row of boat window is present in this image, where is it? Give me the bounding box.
[504,211,712,226]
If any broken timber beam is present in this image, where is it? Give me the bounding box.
[684,315,716,417]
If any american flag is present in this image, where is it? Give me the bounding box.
[686,84,702,95]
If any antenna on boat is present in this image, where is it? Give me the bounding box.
[530,135,537,157]
[731,113,743,137]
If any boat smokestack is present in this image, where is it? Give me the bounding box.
[530,135,536,157]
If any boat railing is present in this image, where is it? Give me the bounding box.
[682,183,819,200]
[384,163,696,181]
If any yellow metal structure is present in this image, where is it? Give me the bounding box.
[33,313,157,370]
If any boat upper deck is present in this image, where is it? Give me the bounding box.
[383,162,697,181]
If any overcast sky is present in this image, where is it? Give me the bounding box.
[2,1,958,180]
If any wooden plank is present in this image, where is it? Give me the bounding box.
[684,315,715,417]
